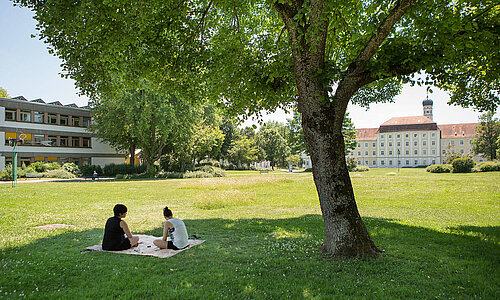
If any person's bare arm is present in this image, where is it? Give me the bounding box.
[162,221,173,241]
[120,220,133,238]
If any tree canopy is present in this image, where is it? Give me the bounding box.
[472,111,500,161]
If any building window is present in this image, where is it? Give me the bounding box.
[423,160,426,165]
[357,144,361,148]
[381,160,385,165]
[414,133,418,138]
[372,143,376,147]
[432,140,435,146]
[72,137,80,147]
[389,151,393,155]
[414,150,418,155]
[397,142,401,147]
[82,158,91,166]
[381,151,385,155]
[358,161,361,165]
[451,141,455,145]
[83,117,91,127]
[82,137,91,148]
[389,142,392,147]
[432,150,435,155]
[389,160,392,165]
[432,133,435,137]
[406,150,409,155]
[460,149,464,154]
[34,135,44,145]
[397,134,400,138]
[381,134,384,138]
[20,110,31,122]
[48,136,57,146]
[358,151,361,156]
[372,151,376,156]
[460,140,464,145]
[48,114,57,124]
[415,160,418,165]
[372,161,376,165]
[414,141,417,146]
[423,150,427,155]
[34,111,44,123]
[365,143,368,147]
[432,160,436,164]
[405,134,409,138]
[381,142,384,147]
[72,117,80,127]
[60,115,69,126]
[365,151,368,155]
[423,141,427,146]
[5,109,16,121]
[442,150,446,154]
[423,133,426,137]
[406,160,409,165]
[60,136,68,147]
[365,161,368,165]
[389,134,392,139]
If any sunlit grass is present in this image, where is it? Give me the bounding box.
[0,169,498,298]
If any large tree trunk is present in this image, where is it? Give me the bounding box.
[275,0,379,258]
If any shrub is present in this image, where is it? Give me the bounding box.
[30,161,47,173]
[474,161,500,172]
[444,153,467,164]
[80,165,103,176]
[156,172,184,179]
[346,158,357,172]
[45,162,62,171]
[195,165,226,177]
[452,157,475,173]
[197,159,221,168]
[62,163,80,175]
[0,164,12,181]
[353,165,370,172]
[304,168,313,172]
[42,169,76,179]
[103,163,146,176]
[183,171,214,178]
[426,164,452,173]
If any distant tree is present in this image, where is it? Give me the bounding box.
[257,124,290,169]
[0,87,9,98]
[191,123,225,163]
[472,111,500,161]
[218,117,239,161]
[227,137,259,168]
[342,113,358,156]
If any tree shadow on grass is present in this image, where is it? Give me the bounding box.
[1,216,498,299]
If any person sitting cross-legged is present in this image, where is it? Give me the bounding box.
[102,204,139,251]
[153,206,188,250]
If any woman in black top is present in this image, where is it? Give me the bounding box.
[102,204,139,250]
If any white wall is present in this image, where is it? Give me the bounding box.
[92,157,125,167]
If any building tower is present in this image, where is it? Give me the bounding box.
[423,96,433,120]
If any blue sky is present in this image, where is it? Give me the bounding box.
[0,0,490,128]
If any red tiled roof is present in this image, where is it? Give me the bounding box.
[439,123,478,138]
[355,128,378,140]
[381,116,435,126]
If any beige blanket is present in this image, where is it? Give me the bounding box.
[85,234,205,258]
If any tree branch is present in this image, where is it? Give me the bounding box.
[350,0,416,76]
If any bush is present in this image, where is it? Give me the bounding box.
[346,158,357,172]
[41,169,76,179]
[194,165,226,177]
[304,168,313,172]
[474,161,500,172]
[80,165,103,176]
[444,153,466,164]
[63,163,80,175]
[452,157,475,173]
[0,164,12,181]
[30,161,47,173]
[156,172,185,179]
[197,159,221,168]
[103,163,147,176]
[426,164,452,173]
[45,162,62,171]
[353,165,370,172]
[183,171,214,178]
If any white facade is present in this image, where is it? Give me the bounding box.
[1,97,126,171]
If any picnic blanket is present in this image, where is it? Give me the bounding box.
[85,234,205,258]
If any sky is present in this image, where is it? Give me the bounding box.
[0,1,492,129]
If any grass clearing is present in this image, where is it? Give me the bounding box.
[0,169,499,298]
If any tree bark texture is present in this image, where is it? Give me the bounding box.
[275,0,380,258]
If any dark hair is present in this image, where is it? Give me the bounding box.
[113,204,127,216]
[163,206,173,218]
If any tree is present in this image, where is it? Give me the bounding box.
[227,137,259,168]
[90,87,197,172]
[257,124,290,169]
[17,0,499,258]
[0,87,9,98]
[472,111,500,161]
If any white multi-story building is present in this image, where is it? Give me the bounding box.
[349,99,483,168]
[0,96,125,171]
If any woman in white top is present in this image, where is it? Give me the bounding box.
[153,206,189,250]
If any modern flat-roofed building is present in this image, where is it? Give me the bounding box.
[348,99,484,168]
[0,96,126,171]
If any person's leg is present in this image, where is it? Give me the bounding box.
[153,239,167,249]
[166,241,180,250]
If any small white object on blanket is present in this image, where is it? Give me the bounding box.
[85,234,205,258]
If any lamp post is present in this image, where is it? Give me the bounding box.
[9,138,21,187]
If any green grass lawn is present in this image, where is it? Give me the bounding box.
[0,168,499,299]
